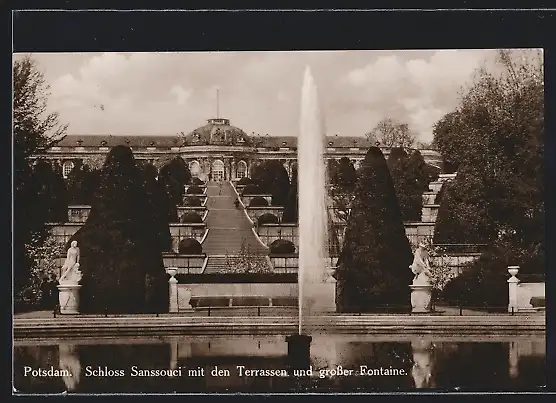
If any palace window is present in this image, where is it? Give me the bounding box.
[212,160,225,182]
[189,161,201,177]
[62,161,75,179]
[236,160,247,179]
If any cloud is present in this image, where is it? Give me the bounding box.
[342,50,491,141]
[170,85,193,106]
[37,50,505,140]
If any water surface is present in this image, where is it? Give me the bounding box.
[13,334,546,393]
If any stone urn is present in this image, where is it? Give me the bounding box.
[508,266,519,277]
[409,284,433,313]
[58,283,81,314]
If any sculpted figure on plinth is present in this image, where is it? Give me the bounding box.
[60,241,82,284]
[410,243,432,286]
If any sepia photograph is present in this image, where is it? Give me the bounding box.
[11,11,547,395]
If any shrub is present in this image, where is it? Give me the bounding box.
[180,212,203,224]
[242,184,261,195]
[257,213,279,225]
[159,157,192,205]
[190,177,204,186]
[441,240,543,307]
[270,239,296,254]
[249,197,269,207]
[237,177,253,186]
[178,238,203,254]
[16,234,65,310]
[186,185,203,195]
[184,196,202,207]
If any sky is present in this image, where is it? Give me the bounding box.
[14,50,512,143]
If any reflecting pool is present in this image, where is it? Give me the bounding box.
[13,334,545,393]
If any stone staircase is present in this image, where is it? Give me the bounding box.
[202,182,270,273]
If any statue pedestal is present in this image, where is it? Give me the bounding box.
[410,284,433,313]
[58,284,81,314]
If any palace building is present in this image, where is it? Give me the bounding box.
[33,117,443,179]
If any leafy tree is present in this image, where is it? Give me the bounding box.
[434,49,544,304]
[13,56,68,302]
[250,160,291,206]
[387,148,424,222]
[328,157,357,224]
[333,157,357,190]
[433,49,543,251]
[365,118,416,148]
[407,150,438,191]
[66,161,102,205]
[433,165,496,245]
[16,234,65,311]
[70,146,168,313]
[49,162,69,222]
[159,157,191,206]
[141,163,173,252]
[282,166,298,223]
[432,111,465,173]
[327,159,339,184]
[336,147,413,311]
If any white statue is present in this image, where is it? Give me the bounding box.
[410,243,431,286]
[59,241,82,284]
[58,344,81,391]
[411,341,434,388]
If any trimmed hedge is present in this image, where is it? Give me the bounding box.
[178,238,203,254]
[242,184,261,195]
[180,212,203,224]
[190,177,204,186]
[237,177,253,186]
[249,197,269,207]
[257,213,279,225]
[186,185,204,195]
[270,239,296,254]
[183,196,202,207]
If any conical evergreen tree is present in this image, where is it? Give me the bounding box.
[336,147,413,312]
[70,146,168,313]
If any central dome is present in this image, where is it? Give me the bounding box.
[182,118,252,146]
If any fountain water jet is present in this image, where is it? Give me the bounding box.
[287,66,336,372]
[297,66,335,326]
